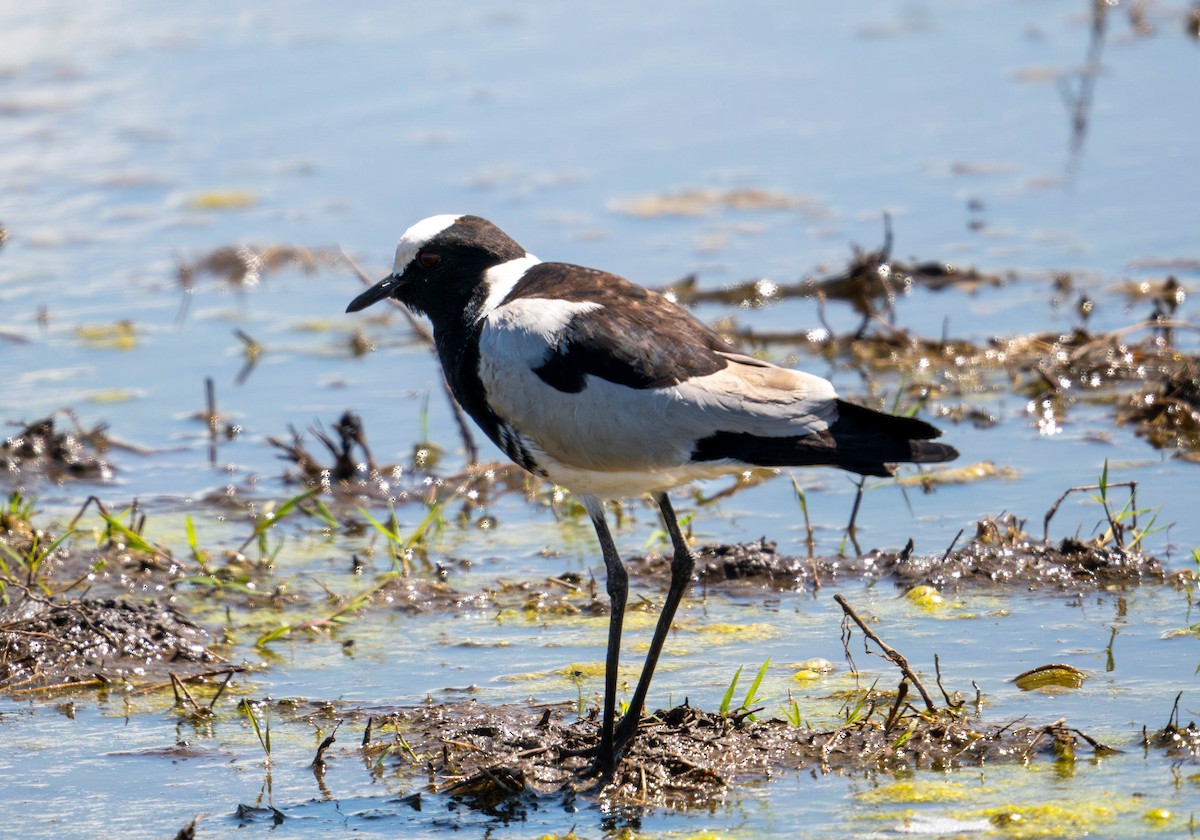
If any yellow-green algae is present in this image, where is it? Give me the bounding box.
[675,621,778,644]
[857,779,978,804]
[904,584,946,610]
[792,657,834,682]
[967,797,1142,838]
[87,389,141,403]
[75,321,137,350]
[185,189,257,210]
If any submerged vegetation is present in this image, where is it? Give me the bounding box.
[1,222,1197,834]
[2,149,1200,825]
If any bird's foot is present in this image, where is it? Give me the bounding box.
[561,715,642,782]
[560,742,598,759]
[580,752,616,785]
[558,742,615,790]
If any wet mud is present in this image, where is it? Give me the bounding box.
[0,225,1195,825]
[351,693,1198,813]
[0,597,219,693]
[0,516,1168,701]
[628,523,1164,595]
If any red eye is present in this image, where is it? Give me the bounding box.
[417,250,441,269]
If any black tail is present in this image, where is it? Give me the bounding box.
[689,399,959,477]
[827,400,958,476]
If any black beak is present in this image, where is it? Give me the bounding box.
[346,275,402,313]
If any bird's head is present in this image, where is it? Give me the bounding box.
[346,214,533,327]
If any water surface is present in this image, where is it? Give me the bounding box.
[1,1,1198,836]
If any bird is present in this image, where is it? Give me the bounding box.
[346,214,958,776]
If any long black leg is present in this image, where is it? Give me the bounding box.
[582,495,627,776]
[611,491,695,750]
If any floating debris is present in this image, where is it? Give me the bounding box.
[75,320,137,350]
[0,414,112,480]
[659,214,1003,321]
[184,189,256,211]
[1119,359,1200,452]
[269,410,377,484]
[610,187,823,218]
[177,244,344,288]
[895,460,1018,490]
[1146,694,1200,759]
[1014,663,1088,691]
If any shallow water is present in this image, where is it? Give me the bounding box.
[2,0,1199,836]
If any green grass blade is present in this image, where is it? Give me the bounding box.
[32,528,75,567]
[719,665,743,716]
[308,498,340,529]
[1125,511,1161,552]
[240,488,321,553]
[259,487,319,536]
[184,514,198,554]
[846,678,879,723]
[100,513,158,555]
[0,542,20,575]
[255,625,293,647]
[742,657,770,709]
[358,507,402,544]
[403,500,445,550]
[240,699,271,759]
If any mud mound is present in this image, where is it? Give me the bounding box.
[0,596,219,692]
[631,527,1162,594]
[363,700,1116,811]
